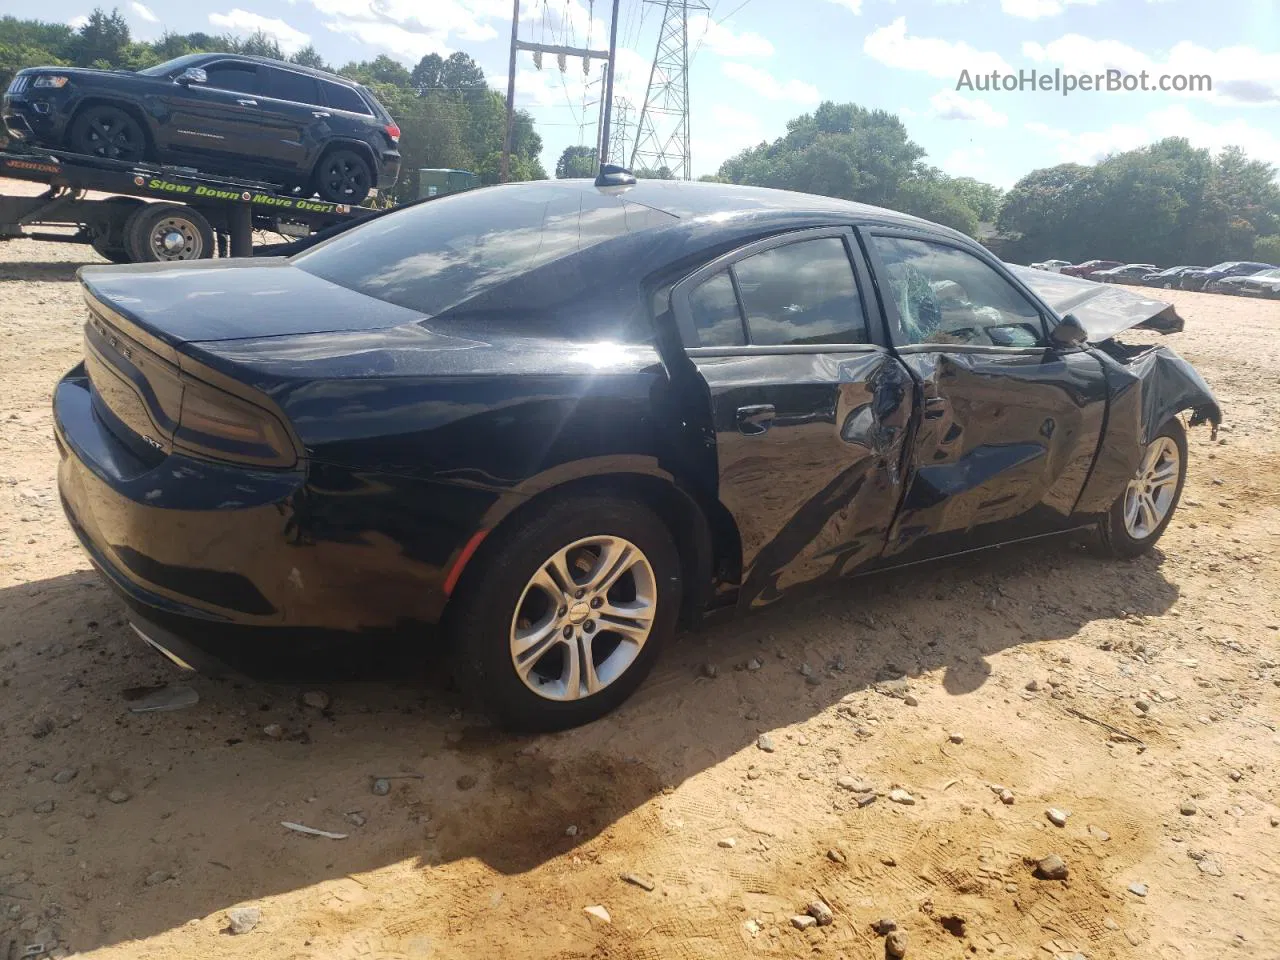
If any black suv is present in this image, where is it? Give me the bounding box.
[3,53,400,204]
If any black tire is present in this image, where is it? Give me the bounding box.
[447,495,682,731]
[124,202,215,262]
[1097,418,1187,559]
[88,197,144,263]
[313,148,373,204]
[90,234,132,263]
[68,104,148,162]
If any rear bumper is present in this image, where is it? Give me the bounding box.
[377,149,401,190]
[54,363,458,673]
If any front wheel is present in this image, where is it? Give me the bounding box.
[448,496,681,731]
[68,105,147,162]
[1097,418,1187,559]
[313,149,373,204]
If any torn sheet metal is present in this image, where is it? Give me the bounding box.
[1008,264,1183,339]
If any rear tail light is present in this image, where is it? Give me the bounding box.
[385,122,400,143]
[174,377,299,468]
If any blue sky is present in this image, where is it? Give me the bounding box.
[14,0,1280,187]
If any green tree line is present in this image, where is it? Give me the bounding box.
[0,8,546,200]
[997,139,1280,266]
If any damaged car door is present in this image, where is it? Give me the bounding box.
[667,228,914,609]
[861,230,1110,562]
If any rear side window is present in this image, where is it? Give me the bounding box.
[204,63,257,94]
[293,184,676,319]
[322,80,371,114]
[688,273,746,347]
[264,68,320,106]
[734,238,867,345]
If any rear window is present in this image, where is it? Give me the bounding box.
[265,68,320,105]
[293,184,675,319]
[322,80,371,114]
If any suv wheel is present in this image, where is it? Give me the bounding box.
[448,496,682,731]
[69,105,147,162]
[314,149,373,204]
[1098,418,1187,559]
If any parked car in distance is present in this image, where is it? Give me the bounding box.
[1179,261,1277,291]
[1139,266,1203,289]
[1062,259,1124,279]
[54,178,1220,731]
[3,53,400,203]
[1208,267,1280,297]
[1030,259,1073,272]
[1092,264,1157,284]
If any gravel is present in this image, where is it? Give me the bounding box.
[227,906,261,934]
[1035,854,1069,880]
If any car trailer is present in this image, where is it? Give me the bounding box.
[0,146,376,263]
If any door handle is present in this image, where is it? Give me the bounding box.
[312,111,331,118]
[736,404,776,436]
[236,98,258,106]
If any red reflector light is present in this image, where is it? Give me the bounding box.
[385,123,401,142]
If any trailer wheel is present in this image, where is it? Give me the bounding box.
[125,203,215,262]
[89,197,144,263]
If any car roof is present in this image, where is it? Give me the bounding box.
[193,53,358,86]
[561,177,966,236]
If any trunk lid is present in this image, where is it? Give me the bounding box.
[77,259,427,345]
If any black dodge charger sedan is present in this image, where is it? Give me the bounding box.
[54,178,1220,730]
[3,53,400,203]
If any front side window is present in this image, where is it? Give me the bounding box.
[872,236,1045,348]
[204,63,258,94]
[264,68,320,105]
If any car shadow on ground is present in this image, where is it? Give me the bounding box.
[0,535,1179,950]
[0,260,87,282]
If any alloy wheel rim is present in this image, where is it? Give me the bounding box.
[149,218,203,260]
[325,158,367,197]
[1122,435,1180,540]
[88,115,138,159]
[509,535,657,702]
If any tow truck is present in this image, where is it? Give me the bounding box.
[0,144,377,263]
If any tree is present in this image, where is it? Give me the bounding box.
[635,166,674,179]
[1255,234,1280,264]
[556,145,597,178]
[411,52,486,96]
[229,30,284,61]
[895,176,980,237]
[70,8,131,68]
[289,45,329,70]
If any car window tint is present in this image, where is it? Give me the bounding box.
[872,236,1045,348]
[688,272,745,346]
[293,184,676,327]
[203,64,258,94]
[322,80,371,114]
[731,237,868,346]
[265,68,320,105]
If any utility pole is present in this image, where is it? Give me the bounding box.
[500,0,519,183]
[631,0,705,180]
[598,0,622,171]
[501,0,615,182]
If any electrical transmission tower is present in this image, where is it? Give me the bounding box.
[608,97,633,166]
[631,0,706,180]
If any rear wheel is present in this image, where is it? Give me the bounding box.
[313,148,373,204]
[68,105,147,162]
[448,496,681,731]
[125,203,215,262]
[1097,418,1187,559]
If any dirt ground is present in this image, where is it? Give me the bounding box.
[1,212,1278,960]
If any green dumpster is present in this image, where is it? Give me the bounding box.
[418,168,480,199]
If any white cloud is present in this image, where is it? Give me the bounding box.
[863,17,1013,80]
[1024,105,1280,168]
[688,14,774,58]
[1001,0,1098,18]
[930,89,1008,126]
[208,10,311,55]
[308,0,505,62]
[721,62,821,104]
[130,2,158,23]
[698,103,769,170]
[67,14,90,30]
[824,0,864,13]
[1023,34,1280,105]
